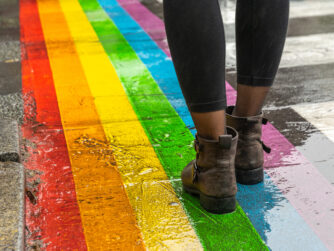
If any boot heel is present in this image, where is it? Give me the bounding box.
[199,193,236,214]
[236,167,263,185]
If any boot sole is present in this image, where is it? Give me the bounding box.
[236,167,264,185]
[183,186,236,214]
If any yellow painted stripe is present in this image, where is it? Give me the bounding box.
[57,0,203,249]
[36,0,146,249]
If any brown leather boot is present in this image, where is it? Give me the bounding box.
[181,127,238,214]
[226,106,271,185]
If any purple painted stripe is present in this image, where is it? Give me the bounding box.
[117,0,171,57]
[117,0,334,248]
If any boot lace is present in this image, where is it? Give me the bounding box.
[192,137,201,184]
[193,160,200,184]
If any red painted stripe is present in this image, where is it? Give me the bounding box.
[20,0,87,249]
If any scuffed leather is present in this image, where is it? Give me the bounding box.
[226,106,265,171]
[181,127,238,198]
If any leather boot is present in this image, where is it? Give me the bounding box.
[182,127,238,214]
[226,106,271,185]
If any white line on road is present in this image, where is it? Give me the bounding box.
[291,101,334,183]
[221,0,334,24]
[292,101,334,143]
[226,33,334,69]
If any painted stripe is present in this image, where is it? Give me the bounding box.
[55,0,203,249]
[35,0,146,249]
[293,101,334,143]
[105,0,334,249]
[289,1,334,19]
[226,33,334,69]
[263,107,334,189]
[81,0,269,250]
[20,0,87,249]
[219,0,334,24]
[292,101,334,182]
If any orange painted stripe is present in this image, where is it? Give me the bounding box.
[36,0,145,249]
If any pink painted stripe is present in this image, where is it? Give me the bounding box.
[117,0,334,248]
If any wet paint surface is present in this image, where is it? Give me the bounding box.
[100,0,331,249]
[20,0,87,249]
[264,107,334,184]
[34,0,146,249]
[81,1,267,250]
[16,0,334,249]
[54,0,202,249]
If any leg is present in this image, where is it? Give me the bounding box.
[234,85,270,117]
[191,111,226,140]
[163,0,227,140]
[235,0,290,116]
[227,0,289,184]
[163,0,238,214]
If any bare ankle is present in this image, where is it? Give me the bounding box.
[191,110,226,140]
[234,84,270,117]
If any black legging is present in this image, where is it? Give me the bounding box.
[163,0,289,113]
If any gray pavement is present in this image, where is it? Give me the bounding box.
[0,0,24,250]
[0,93,23,124]
[0,120,20,162]
[0,162,25,251]
[0,0,22,123]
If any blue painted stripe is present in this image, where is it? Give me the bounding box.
[96,1,327,249]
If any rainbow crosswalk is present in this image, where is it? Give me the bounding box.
[20,0,334,250]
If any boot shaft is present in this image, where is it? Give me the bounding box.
[225,106,264,141]
[196,127,238,170]
[226,106,270,184]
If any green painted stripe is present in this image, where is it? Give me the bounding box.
[78,1,268,249]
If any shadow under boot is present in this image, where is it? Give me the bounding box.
[181,127,238,214]
[226,106,271,185]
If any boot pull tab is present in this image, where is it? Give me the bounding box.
[246,117,259,123]
[219,135,232,149]
[260,140,271,153]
